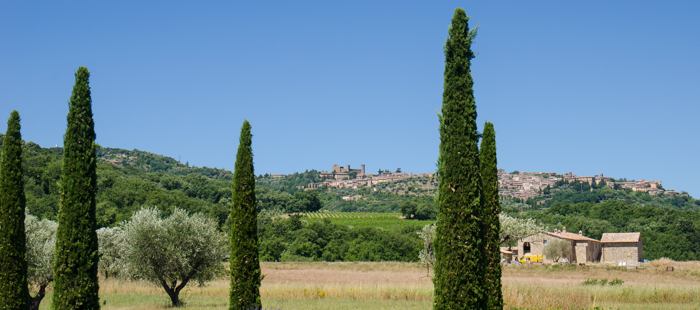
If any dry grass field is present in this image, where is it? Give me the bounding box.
[37,259,700,310]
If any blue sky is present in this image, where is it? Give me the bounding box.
[1,1,698,196]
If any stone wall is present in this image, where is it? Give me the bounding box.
[589,241,602,262]
[602,242,641,266]
[518,234,547,258]
[574,242,587,263]
[573,241,601,263]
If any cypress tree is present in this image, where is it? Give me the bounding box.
[53,67,100,310]
[434,8,485,309]
[0,111,29,310]
[480,122,503,310]
[229,120,261,310]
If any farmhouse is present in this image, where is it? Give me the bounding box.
[517,227,601,264]
[600,232,642,266]
[517,229,644,265]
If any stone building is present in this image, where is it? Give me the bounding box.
[500,247,514,263]
[600,232,642,266]
[332,164,365,175]
[517,228,601,264]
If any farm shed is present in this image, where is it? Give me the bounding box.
[500,247,514,263]
[600,232,642,266]
[517,228,601,264]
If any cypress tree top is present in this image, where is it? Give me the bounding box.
[229,120,261,310]
[434,8,485,309]
[0,110,29,310]
[232,120,254,209]
[480,122,498,211]
[53,66,101,310]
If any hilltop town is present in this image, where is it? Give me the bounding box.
[297,164,432,191]
[497,170,687,201]
[292,164,689,201]
[94,151,691,202]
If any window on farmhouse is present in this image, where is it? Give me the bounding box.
[543,240,547,245]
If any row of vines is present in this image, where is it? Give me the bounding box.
[294,211,402,219]
[290,211,434,232]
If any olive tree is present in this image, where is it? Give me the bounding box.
[543,239,572,263]
[417,223,436,277]
[25,213,58,310]
[499,213,547,246]
[97,227,125,279]
[122,207,228,307]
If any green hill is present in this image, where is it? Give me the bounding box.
[7,137,233,228]
[4,133,700,261]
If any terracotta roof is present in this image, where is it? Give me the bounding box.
[543,231,599,242]
[500,247,513,254]
[601,232,641,243]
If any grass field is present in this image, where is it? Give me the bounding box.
[34,259,700,310]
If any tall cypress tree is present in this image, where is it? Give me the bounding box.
[53,67,100,310]
[480,122,503,310]
[0,111,29,310]
[229,120,261,310]
[434,8,485,309]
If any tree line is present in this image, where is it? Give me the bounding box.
[257,215,422,262]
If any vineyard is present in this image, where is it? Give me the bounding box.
[294,211,402,219]
[294,211,434,232]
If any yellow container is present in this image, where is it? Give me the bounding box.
[518,255,543,264]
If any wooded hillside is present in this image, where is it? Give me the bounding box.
[4,134,700,261]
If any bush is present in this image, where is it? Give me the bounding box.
[609,278,624,286]
[582,278,624,286]
[582,279,598,285]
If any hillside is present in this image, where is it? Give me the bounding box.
[276,167,700,260]
[1,135,322,229]
[258,174,435,214]
[4,134,700,261]
[97,147,234,180]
